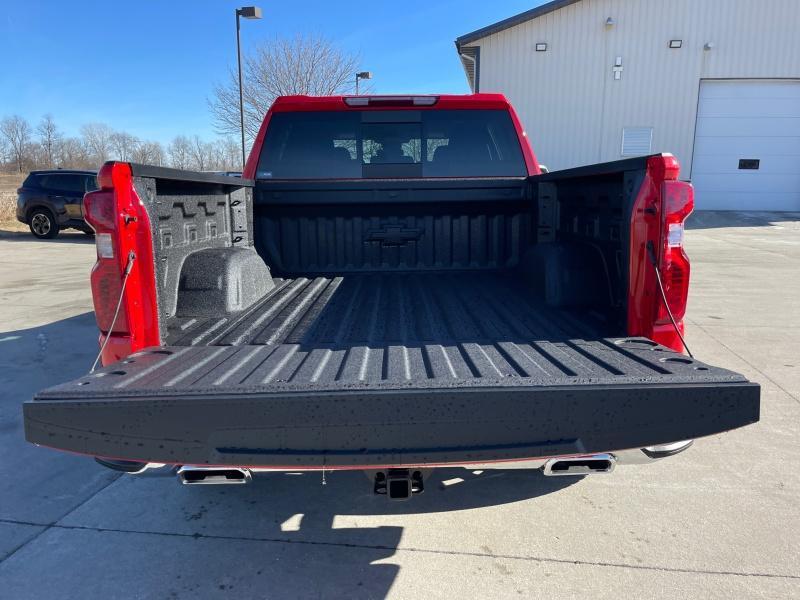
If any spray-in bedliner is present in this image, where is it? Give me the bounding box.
[164,271,609,347]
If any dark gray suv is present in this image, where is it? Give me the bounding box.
[16,169,98,239]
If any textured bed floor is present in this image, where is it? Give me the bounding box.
[165,271,610,348]
[132,271,727,388]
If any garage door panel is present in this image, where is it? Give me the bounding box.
[693,191,800,211]
[699,80,800,100]
[693,136,800,157]
[691,155,800,175]
[692,80,800,211]
[692,172,800,194]
[698,98,800,119]
[695,117,800,137]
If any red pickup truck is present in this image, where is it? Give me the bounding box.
[24,94,759,499]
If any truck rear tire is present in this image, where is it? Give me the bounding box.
[29,208,59,239]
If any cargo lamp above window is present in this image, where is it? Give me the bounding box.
[669,40,683,49]
[535,43,548,52]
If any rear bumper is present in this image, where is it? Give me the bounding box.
[15,200,26,223]
[24,382,759,469]
[97,441,695,478]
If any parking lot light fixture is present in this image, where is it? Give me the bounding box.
[235,6,263,169]
[238,6,262,19]
[356,71,372,95]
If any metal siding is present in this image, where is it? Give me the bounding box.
[467,0,800,175]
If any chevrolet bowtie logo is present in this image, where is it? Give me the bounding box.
[365,226,424,246]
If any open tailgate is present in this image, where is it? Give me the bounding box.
[24,337,759,468]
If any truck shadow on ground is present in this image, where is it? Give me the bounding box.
[89,465,581,598]
[2,311,582,599]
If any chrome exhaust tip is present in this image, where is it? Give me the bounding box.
[543,453,616,477]
[95,458,167,474]
[177,466,252,485]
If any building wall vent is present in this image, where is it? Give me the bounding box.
[621,127,653,156]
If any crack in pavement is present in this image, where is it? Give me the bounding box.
[0,517,797,581]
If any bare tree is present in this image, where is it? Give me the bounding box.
[1,115,32,172]
[188,136,215,171]
[203,137,236,172]
[27,141,48,170]
[207,143,223,172]
[36,114,61,168]
[81,123,114,164]
[109,131,140,161]
[210,33,361,144]
[168,135,192,169]
[132,140,165,166]
[0,112,242,174]
[220,137,241,171]
[58,137,92,169]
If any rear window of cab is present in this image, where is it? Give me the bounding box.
[257,110,527,179]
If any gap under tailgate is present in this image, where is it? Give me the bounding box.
[25,336,759,468]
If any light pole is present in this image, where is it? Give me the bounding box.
[355,71,372,95]
[235,6,262,170]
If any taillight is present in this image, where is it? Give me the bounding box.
[84,179,129,335]
[84,161,159,365]
[627,154,694,354]
[656,181,694,324]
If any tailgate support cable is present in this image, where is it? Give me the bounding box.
[90,251,136,372]
[647,241,693,358]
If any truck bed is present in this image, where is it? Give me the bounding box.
[25,158,761,470]
[165,270,609,352]
[26,271,759,468]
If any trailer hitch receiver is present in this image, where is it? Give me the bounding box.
[373,469,424,500]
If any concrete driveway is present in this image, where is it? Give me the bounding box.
[0,214,798,599]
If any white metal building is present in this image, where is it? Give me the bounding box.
[456,0,800,210]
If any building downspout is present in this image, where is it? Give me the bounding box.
[459,51,480,92]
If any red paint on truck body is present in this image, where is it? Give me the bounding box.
[84,162,160,366]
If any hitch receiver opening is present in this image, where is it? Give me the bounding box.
[374,469,424,500]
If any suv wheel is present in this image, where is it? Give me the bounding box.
[29,209,59,239]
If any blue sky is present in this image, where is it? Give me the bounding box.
[0,0,542,145]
